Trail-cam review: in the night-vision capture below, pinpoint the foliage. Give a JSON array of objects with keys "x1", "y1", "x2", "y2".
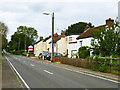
[
  {"x1": 8, "y1": 26, "x2": 38, "y2": 51},
  {"x1": 17, "y1": 26, "x2": 38, "y2": 44},
  {"x1": 91, "y1": 22, "x2": 120, "y2": 57},
  {"x1": 9, "y1": 50, "x2": 28, "y2": 55},
  {"x1": 0, "y1": 21, "x2": 8, "y2": 49},
  {"x1": 65, "y1": 22, "x2": 94, "y2": 36},
  {"x1": 78, "y1": 46, "x2": 90, "y2": 59}
]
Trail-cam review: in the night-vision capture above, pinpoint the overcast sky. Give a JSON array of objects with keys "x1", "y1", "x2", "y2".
[{"x1": 0, "y1": 0, "x2": 119, "y2": 41}]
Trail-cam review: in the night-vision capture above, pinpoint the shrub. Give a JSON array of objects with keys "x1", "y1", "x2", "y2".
[{"x1": 78, "y1": 46, "x2": 90, "y2": 59}]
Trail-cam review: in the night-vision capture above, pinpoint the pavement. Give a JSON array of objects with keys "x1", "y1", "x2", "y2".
[{"x1": 2, "y1": 54, "x2": 26, "y2": 89}]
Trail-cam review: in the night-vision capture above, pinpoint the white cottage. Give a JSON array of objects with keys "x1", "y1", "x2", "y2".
[
  {"x1": 49, "y1": 30, "x2": 67, "y2": 56},
  {"x1": 34, "y1": 36, "x2": 44, "y2": 56},
  {"x1": 67, "y1": 18, "x2": 115, "y2": 58},
  {"x1": 67, "y1": 35, "x2": 79, "y2": 58}
]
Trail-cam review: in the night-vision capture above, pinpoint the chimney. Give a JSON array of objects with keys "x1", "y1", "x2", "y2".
[
  {"x1": 61, "y1": 30, "x2": 65, "y2": 37},
  {"x1": 84, "y1": 25, "x2": 89, "y2": 31},
  {"x1": 54, "y1": 33, "x2": 58, "y2": 38},
  {"x1": 40, "y1": 36, "x2": 43, "y2": 41},
  {"x1": 106, "y1": 18, "x2": 114, "y2": 25}
]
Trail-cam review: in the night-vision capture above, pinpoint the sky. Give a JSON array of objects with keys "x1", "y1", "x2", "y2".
[{"x1": 0, "y1": 0, "x2": 119, "y2": 41}]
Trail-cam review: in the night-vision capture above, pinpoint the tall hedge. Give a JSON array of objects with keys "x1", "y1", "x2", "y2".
[{"x1": 78, "y1": 46, "x2": 90, "y2": 59}]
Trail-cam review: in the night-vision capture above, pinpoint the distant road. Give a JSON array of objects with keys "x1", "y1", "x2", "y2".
[{"x1": 4, "y1": 52, "x2": 118, "y2": 89}]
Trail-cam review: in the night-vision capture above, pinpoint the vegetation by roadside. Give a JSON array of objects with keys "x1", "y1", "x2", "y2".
[
  {"x1": 60, "y1": 57, "x2": 120, "y2": 75},
  {"x1": 8, "y1": 50, "x2": 28, "y2": 56}
]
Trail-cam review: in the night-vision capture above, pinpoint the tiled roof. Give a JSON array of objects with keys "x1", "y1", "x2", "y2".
[
  {"x1": 49, "y1": 35, "x2": 61, "y2": 44},
  {"x1": 76, "y1": 25, "x2": 107, "y2": 40},
  {"x1": 34, "y1": 40, "x2": 42, "y2": 44},
  {"x1": 43, "y1": 36, "x2": 51, "y2": 42}
]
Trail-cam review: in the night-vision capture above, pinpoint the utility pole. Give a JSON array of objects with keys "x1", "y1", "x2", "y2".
[
  {"x1": 43, "y1": 12, "x2": 54, "y2": 62},
  {"x1": 51, "y1": 12, "x2": 54, "y2": 62},
  {"x1": 25, "y1": 30, "x2": 26, "y2": 56}
]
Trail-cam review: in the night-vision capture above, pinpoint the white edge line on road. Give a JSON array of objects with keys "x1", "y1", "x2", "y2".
[
  {"x1": 4, "y1": 55, "x2": 31, "y2": 90},
  {"x1": 47, "y1": 63, "x2": 119, "y2": 84},
  {"x1": 44, "y1": 70, "x2": 53, "y2": 75}
]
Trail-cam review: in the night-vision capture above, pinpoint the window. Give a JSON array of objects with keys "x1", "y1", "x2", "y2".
[
  {"x1": 80, "y1": 41, "x2": 82, "y2": 47},
  {"x1": 69, "y1": 37, "x2": 72, "y2": 41}
]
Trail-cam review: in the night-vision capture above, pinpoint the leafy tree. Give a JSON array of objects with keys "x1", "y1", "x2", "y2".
[
  {"x1": 8, "y1": 26, "x2": 38, "y2": 51},
  {"x1": 65, "y1": 22, "x2": 94, "y2": 36},
  {"x1": 0, "y1": 22, "x2": 8, "y2": 49},
  {"x1": 17, "y1": 26, "x2": 38, "y2": 43},
  {"x1": 91, "y1": 22, "x2": 120, "y2": 57}
]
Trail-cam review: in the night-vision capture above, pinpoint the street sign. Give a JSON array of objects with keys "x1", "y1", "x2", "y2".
[{"x1": 28, "y1": 45, "x2": 33, "y2": 51}]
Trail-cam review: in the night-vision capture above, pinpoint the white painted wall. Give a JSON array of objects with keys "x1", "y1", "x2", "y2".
[
  {"x1": 57, "y1": 37, "x2": 67, "y2": 56},
  {"x1": 67, "y1": 41, "x2": 79, "y2": 58},
  {"x1": 34, "y1": 41, "x2": 44, "y2": 56},
  {"x1": 49, "y1": 37, "x2": 67, "y2": 56},
  {"x1": 67, "y1": 35, "x2": 94, "y2": 58},
  {"x1": 67, "y1": 35, "x2": 79, "y2": 58}
]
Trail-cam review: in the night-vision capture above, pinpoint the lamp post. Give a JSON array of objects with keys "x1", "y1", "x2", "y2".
[{"x1": 43, "y1": 12, "x2": 54, "y2": 62}]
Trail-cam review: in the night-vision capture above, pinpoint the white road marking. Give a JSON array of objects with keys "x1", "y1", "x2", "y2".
[
  {"x1": 44, "y1": 70, "x2": 53, "y2": 75},
  {"x1": 30, "y1": 64, "x2": 35, "y2": 66},
  {"x1": 5, "y1": 55, "x2": 31, "y2": 90}
]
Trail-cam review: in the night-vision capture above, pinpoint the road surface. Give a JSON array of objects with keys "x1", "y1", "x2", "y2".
[{"x1": 3, "y1": 52, "x2": 119, "y2": 89}]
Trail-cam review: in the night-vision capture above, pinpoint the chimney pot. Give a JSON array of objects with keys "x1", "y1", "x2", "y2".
[
  {"x1": 40, "y1": 36, "x2": 43, "y2": 41},
  {"x1": 84, "y1": 25, "x2": 89, "y2": 31},
  {"x1": 106, "y1": 18, "x2": 114, "y2": 25}
]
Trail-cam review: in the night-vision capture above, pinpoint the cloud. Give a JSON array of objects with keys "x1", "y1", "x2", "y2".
[{"x1": 0, "y1": 1, "x2": 118, "y2": 41}]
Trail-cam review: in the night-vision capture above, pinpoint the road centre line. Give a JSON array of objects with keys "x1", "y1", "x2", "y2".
[
  {"x1": 5, "y1": 55, "x2": 31, "y2": 90},
  {"x1": 30, "y1": 64, "x2": 35, "y2": 66},
  {"x1": 44, "y1": 70, "x2": 53, "y2": 75},
  {"x1": 42, "y1": 62, "x2": 119, "y2": 84}
]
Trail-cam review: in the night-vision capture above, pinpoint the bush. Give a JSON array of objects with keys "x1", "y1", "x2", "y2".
[
  {"x1": 9, "y1": 50, "x2": 28, "y2": 55},
  {"x1": 78, "y1": 46, "x2": 90, "y2": 59}
]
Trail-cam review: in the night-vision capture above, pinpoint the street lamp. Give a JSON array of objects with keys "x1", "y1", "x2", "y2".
[{"x1": 43, "y1": 12, "x2": 54, "y2": 62}]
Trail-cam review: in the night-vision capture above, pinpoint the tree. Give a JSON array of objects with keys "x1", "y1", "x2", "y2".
[
  {"x1": 8, "y1": 26, "x2": 38, "y2": 51},
  {"x1": 17, "y1": 26, "x2": 38, "y2": 43},
  {"x1": 0, "y1": 22, "x2": 8, "y2": 49},
  {"x1": 91, "y1": 22, "x2": 120, "y2": 57},
  {"x1": 65, "y1": 22, "x2": 94, "y2": 36}
]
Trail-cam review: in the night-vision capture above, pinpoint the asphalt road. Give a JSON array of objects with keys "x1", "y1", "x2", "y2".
[{"x1": 4, "y1": 52, "x2": 119, "y2": 89}]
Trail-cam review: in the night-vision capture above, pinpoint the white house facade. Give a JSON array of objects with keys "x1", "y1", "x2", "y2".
[
  {"x1": 67, "y1": 35, "x2": 79, "y2": 58},
  {"x1": 34, "y1": 37, "x2": 44, "y2": 56}
]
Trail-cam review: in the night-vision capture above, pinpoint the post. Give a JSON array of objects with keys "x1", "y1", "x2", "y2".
[
  {"x1": 25, "y1": 30, "x2": 26, "y2": 56},
  {"x1": 51, "y1": 12, "x2": 54, "y2": 62}
]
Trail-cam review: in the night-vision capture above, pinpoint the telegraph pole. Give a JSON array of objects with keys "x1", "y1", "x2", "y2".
[{"x1": 51, "y1": 12, "x2": 54, "y2": 62}]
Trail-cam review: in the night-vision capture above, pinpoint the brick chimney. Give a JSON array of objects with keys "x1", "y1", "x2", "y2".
[
  {"x1": 40, "y1": 36, "x2": 43, "y2": 41},
  {"x1": 54, "y1": 33, "x2": 58, "y2": 39},
  {"x1": 61, "y1": 30, "x2": 65, "y2": 37},
  {"x1": 84, "y1": 25, "x2": 89, "y2": 31},
  {"x1": 106, "y1": 18, "x2": 114, "y2": 25}
]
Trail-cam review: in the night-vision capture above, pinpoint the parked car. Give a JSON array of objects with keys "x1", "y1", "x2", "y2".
[
  {"x1": 38, "y1": 51, "x2": 49, "y2": 60},
  {"x1": 46, "y1": 52, "x2": 63, "y2": 60}
]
